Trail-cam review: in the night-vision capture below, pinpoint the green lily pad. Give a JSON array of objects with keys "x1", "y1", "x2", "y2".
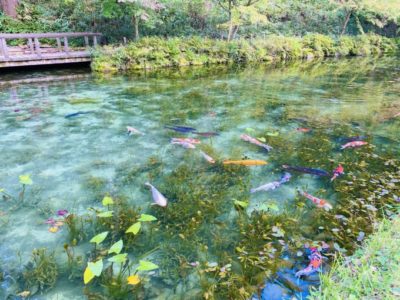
[
  {"x1": 108, "y1": 239, "x2": 123, "y2": 255},
  {"x1": 102, "y1": 196, "x2": 114, "y2": 206},
  {"x1": 19, "y1": 175, "x2": 33, "y2": 185},
  {"x1": 90, "y1": 231, "x2": 108, "y2": 245},
  {"x1": 137, "y1": 260, "x2": 159, "y2": 271},
  {"x1": 245, "y1": 127, "x2": 255, "y2": 133},
  {"x1": 138, "y1": 214, "x2": 157, "y2": 222},
  {"x1": 234, "y1": 200, "x2": 248, "y2": 208},
  {"x1": 126, "y1": 222, "x2": 141, "y2": 235},
  {"x1": 97, "y1": 211, "x2": 113, "y2": 218},
  {"x1": 257, "y1": 137, "x2": 266, "y2": 142},
  {"x1": 88, "y1": 259, "x2": 103, "y2": 276},
  {"x1": 108, "y1": 253, "x2": 127, "y2": 264}
]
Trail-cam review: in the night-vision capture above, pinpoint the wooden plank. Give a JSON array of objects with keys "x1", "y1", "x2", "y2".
[
  {"x1": 34, "y1": 38, "x2": 42, "y2": 57},
  {"x1": 1, "y1": 38, "x2": 10, "y2": 59},
  {"x1": 64, "y1": 37, "x2": 70, "y2": 54},
  {"x1": 56, "y1": 38, "x2": 62, "y2": 51},
  {"x1": 0, "y1": 32, "x2": 102, "y2": 39},
  {"x1": 28, "y1": 38, "x2": 35, "y2": 54}
]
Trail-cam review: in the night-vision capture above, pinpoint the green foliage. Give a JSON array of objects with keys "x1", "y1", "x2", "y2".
[
  {"x1": 92, "y1": 34, "x2": 397, "y2": 73},
  {"x1": 23, "y1": 248, "x2": 58, "y2": 292}
]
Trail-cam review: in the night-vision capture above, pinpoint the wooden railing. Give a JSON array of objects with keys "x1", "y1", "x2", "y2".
[{"x1": 0, "y1": 32, "x2": 102, "y2": 66}]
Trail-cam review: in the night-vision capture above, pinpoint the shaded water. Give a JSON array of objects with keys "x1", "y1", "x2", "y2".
[{"x1": 0, "y1": 57, "x2": 399, "y2": 300}]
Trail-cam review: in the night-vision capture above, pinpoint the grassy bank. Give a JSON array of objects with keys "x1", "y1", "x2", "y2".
[
  {"x1": 91, "y1": 34, "x2": 398, "y2": 73},
  {"x1": 310, "y1": 215, "x2": 400, "y2": 300}
]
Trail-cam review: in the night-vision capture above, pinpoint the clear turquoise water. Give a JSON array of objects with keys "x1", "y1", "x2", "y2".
[{"x1": 0, "y1": 57, "x2": 399, "y2": 299}]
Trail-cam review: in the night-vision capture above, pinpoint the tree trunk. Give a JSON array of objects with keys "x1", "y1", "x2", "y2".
[
  {"x1": 227, "y1": 0, "x2": 232, "y2": 41},
  {"x1": 341, "y1": 10, "x2": 352, "y2": 35},
  {"x1": 0, "y1": 0, "x2": 19, "y2": 19},
  {"x1": 132, "y1": 15, "x2": 139, "y2": 41}
]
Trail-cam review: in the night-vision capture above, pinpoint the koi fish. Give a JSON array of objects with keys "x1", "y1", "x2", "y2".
[
  {"x1": 65, "y1": 111, "x2": 92, "y2": 118},
  {"x1": 223, "y1": 160, "x2": 267, "y2": 166},
  {"x1": 171, "y1": 140, "x2": 196, "y2": 149},
  {"x1": 194, "y1": 131, "x2": 220, "y2": 137},
  {"x1": 171, "y1": 138, "x2": 201, "y2": 144},
  {"x1": 165, "y1": 125, "x2": 197, "y2": 133},
  {"x1": 251, "y1": 181, "x2": 280, "y2": 193},
  {"x1": 127, "y1": 126, "x2": 144, "y2": 135},
  {"x1": 295, "y1": 248, "x2": 323, "y2": 277},
  {"x1": 300, "y1": 190, "x2": 333, "y2": 211},
  {"x1": 282, "y1": 165, "x2": 329, "y2": 177},
  {"x1": 296, "y1": 128, "x2": 312, "y2": 133},
  {"x1": 240, "y1": 134, "x2": 272, "y2": 151},
  {"x1": 341, "y1": 135, "x2": 367, "y2": 143},
  {"x1": 145, "y1": 182, "x2": 168, "y2": 207},
  {"x1": 331, "y1": 164, "x2": 344, "y2": 181},
  {"x1": 200, "y1": 151, "x2": 215, "y2": 164},
  {"x1": 251, "y1": 172, "x2": 291, "y2": 193},
  {"x1": 341, "y1": 141, "x2": 368, "y2": 149}
]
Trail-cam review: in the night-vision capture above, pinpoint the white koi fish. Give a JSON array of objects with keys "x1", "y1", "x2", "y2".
[
  {"x1": 250, "y1": 181, "x2": 281, "y2": 193},
  {"x1": 145, "y1": 182, "x2": 168, "y2": 207},
  {"x1": 171, "y1": 140, "x2": 196, "y2": 149},
  {"x1": 199, "y1": 150, "x2": 215, "y2": 164},
  {"x1": 127, "y1": 126, "x2": 144, "y2": 135},
  {"x1": 240, "y1": 134, "x2": 272, "y2": 151}
]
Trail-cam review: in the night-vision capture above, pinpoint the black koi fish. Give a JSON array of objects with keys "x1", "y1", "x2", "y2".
[
  {"x1": 164, "y1": 125, "x2": 197, "y2": 133},
  {"x1": 282, "y1": 165, "x2": 330, "y2": 177}
]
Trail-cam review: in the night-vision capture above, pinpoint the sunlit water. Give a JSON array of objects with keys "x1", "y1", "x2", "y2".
[{"x1": 0, "y1": 57, "x2": 399, "y2": 300}]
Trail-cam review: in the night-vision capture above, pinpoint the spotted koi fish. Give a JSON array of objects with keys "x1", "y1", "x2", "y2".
[
  {"x1": 171, "y1": 140, "x2": 196, "y2": 149},
  {"x1": 331, "y1": 164, "x2": 344, "y2": 181},
  {"x1": 340, "y1": 141, "x2": 368, "y2": 150},
  {"x1": 300, "y1": 191, "x2": 333, "y2": 211},
  {"x1": 240, "y1": 134, "x2": 272, "y2": 151},
  {"x1": 295, "y1": 248, "x2": 323, "y2": 277},
  {"x1": 200, "y1": 150, "x2": 215, "y2": 164},
  {"x1": 127, "y1": 126, "x2": 144, "y2": 135}
]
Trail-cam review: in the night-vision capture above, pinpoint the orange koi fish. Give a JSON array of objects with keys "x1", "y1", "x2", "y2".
[
  {"x1": 295, "y1": 248, "x2": 323, "y2": 277},
  {"x1": 300, "y1": 191, "x2": 333, "y2": 211},
  {"x1": 171, "y1": 138, "x2": 201, "y2": 144},
  {"x1": 240, "y1": 134, "x2": 272, "y2": 151},
  {"x1": 340, "y1": 141, "x2": 368, "y2": 150},
  {"x1": 296, "y1": 128, "x2": 312, "y2": 133},
  {"x1": 223, "y1": 160, "x2": 267, "y2": 166}
]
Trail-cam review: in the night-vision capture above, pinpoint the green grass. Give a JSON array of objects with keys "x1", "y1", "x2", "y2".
[{"x1": 310, "y1": 215, "x2": 400, "y2": 300}]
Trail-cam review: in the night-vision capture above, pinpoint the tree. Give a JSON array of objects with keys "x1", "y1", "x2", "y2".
[
  {"x1": 0, "y1": 0, "x2": 19, "y2": 18},
  {"x1": 215, "y1": 0, "x2": 268, "y2": 40},
  {"x1": 103, "y1": 0, "x2": 164, "y2": 40}
]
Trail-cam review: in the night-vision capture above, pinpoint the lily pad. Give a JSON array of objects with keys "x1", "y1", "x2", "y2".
[
  {"x1": 19, "y1": 175, "x2": 33, "y2": 185},
  {"x1": 108, "y1": 239, "x2": 123, "y2": 255},
  {"x1": 90, "y1": 231, "x2": 108, "y2": 245},
  {"x1": 137, "y1": 260, "x2": 159, "y2": 271},
  {"x1": 88, "y1": 259, "x2": 103, "y2": 276},
  {"x1": 108, "y1": 253, "x2": 127, "y2": 264},
  {"x1": 126, "y1": 222, "x2": 141, "y2": 235},
  {"x1": 97, "y1": 211, "x2": 113, "y2": 218},
  {"x1": 234, "y1": 200, "x2": 248, "y2": 208},
  {"x1": 138, "y1": 214, "x2": 157, "y2": 222},
  {"x1": 102, "y1": 196, "x2": 114, "y2": 206}
]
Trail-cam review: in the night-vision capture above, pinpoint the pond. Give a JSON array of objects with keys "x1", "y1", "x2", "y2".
[{"x1": 0, "y1": 57, "x2": 399, "y2": 300}]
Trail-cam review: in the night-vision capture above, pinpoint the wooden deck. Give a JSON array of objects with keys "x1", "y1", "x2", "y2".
[{"x1": 0, "y1": 32, "x2": 101, "y2": 68}]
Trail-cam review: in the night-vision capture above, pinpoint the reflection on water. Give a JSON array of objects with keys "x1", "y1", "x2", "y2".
[{"x1": 0, "y1": 57, "x2": 399, "y2": 299}]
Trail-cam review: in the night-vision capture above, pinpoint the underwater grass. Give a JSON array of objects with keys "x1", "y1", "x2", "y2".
[{"x1": 309, "y1": 214, "x2": 400, "y2": 300}]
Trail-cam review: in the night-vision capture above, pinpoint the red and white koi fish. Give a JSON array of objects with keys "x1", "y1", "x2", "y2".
[
  {"x1": 331, "y1": 164, "x2": 344, "y2": 181},
  {"x1": 171, "y1": 140, "x2": 196, "y2": 149},
  {"x1": 145, "y1": 182, "x2": 167, "y2": 207},
  {"x1": 340, "y1": 141, "x2": 368, "y2": 150},
  {"x1": 295, "y1": 248, "x2": 323, "y2": 277},
  {"x1": 199, "y1": 150, "x2": 215, "y2": 164},
  {"x1": 296, "y1": 127, "x2": 312, "y2": 133},
  {"x1": 300, "y1": 191, "x2": 333, "y2": 211},
  {"x1": 171, "y1": 138, "x2": 201, "y2": 144},
  {"x1": 240, "y1": 134, "x2": 272, "y2": 151},
  {"x1": 127, "y1": 126, "x2": 144, "y2": 135}
]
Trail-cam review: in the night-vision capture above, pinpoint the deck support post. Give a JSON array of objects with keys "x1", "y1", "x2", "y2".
[
  {"x1": 28, "y1": 38, "x2": 35, "y2": 54},
  {"x1": 0, "y1": 38, "x2": 9, "y2": 59},
  {"x1": 63, "y1": 37, "x2": 69, "y2": 54},
  {"x1": 34, "y1": 37, "x2": 42, "y2": 58}
]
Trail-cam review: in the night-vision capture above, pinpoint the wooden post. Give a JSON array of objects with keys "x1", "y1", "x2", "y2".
[
  {"x1": 34, "y1": 37, "x2": 41, "y2": 57},
  {"x1": 28, "y1": 38, "x2": 35, "y2": 54},
  {"x1": 56, "y1": 38, "x2": 62, "y2": 51},
  {"x1": 93, "y1": 36, "x2": 98, "y2": 47},
  {"x1": 1, "y1": 38, "x2": 10, "y2": 59},
  {"x1": 63, "y1": 37, "x2": 69, "y2": 53},
  {"x1": 84, "y1": 36, "x2": 89, "y2": 48}
]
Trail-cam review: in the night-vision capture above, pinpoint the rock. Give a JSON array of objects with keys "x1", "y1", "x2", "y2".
[{"x1": 261, "y1": 282, "x2": 290, "y2": 300}]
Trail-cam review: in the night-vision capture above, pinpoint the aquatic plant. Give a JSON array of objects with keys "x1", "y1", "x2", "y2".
[{"x1": 23, "y1": 248, "x2": 58, "y2": 292}]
